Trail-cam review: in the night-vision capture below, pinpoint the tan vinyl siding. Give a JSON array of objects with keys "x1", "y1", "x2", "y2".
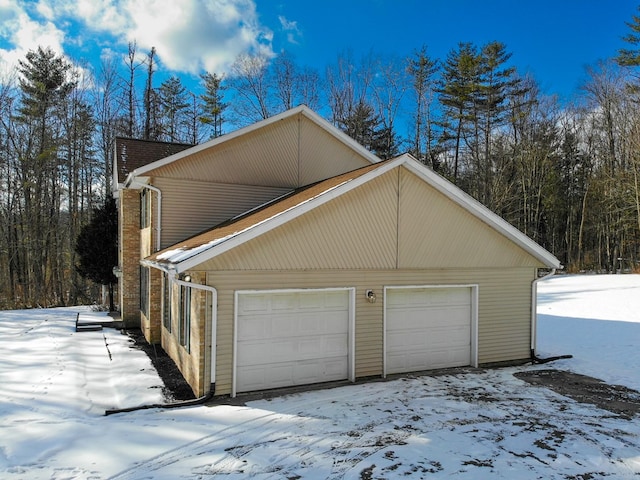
[
  {"x1": 146, "y1": 115, "x2": 372, "y2": 187},
  {"x1": 198, "y1": 171, "x2": 400, "y2": 271},
  {"x1": 477, "y1": 276, "x2": 533, "y2": 363},
  {"x1": 154, "y1": 177, "x2": 291, "y2": 248},
  {"x1": 198, "y1": 167, "x2": 544, "y2": 272},
  {"x1": 206, "y1": 267, "x2": 536, "y2": 396},
  {"x1": 298, "y1": 116, "x2": 378, "y2": 185},
  {"x1": 148, "y1": 119, "x2": 299, "y2": 186},
  {"x1": 398, "y1": 168, "x2": 545, "y2": 268}
]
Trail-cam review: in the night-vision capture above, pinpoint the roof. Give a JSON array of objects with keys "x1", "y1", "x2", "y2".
[
  {"x1": 114, "y1": 137, "x2": 193, "y2": 185},
  {"x1": 144, "y1": 159, "x2": 391, "y2": 269},
  {"x1": 143, "y1": 155, "x2": 561, "y2": 273},
  {"x1": 124, "y1": 105, "x2": 380, "y2": 183}
]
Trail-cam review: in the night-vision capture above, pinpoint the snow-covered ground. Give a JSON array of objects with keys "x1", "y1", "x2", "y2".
[{"x1": 1, "y1": 274, "x2": 639, "y2": 479}]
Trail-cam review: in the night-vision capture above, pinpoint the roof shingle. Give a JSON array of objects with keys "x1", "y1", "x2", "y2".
[{"x1": 114, "y1": 137, "x2": 193, "y2": 184}]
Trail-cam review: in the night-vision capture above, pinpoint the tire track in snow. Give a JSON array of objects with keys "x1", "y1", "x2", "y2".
[
  {"x1": 109, "y1": 372, "x2": 640, "y2": 479},
  {"x1": 106, "y1": 402, "x2": 325, "y2": 478},
  {"x1": 107, "y1": 385, "x2": 391, "y2": 479}
]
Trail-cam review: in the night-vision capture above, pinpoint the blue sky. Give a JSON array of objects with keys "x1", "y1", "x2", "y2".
[{"x1": 0, "y1": 0, "x2": 637, "y2": 103}]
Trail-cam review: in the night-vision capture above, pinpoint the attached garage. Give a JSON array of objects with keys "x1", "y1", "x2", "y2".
[
  {"x1": 384, "y1": 286, "x2": 478, "y2": 376},
  {"x1": 233, "y1": 288, "x2": 355, "y2": 395},
  {"x1": 143, "y1": 147, "x2": 562, "y2": 398}
]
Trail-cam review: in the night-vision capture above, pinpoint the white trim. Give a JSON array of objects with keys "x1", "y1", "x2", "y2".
[
  {"x1": 232, "y1": 287, "x2": 355, "y2": 398},
  {"x1": 349, "y1": 288, "x2": 356, "y2": 383},
  {"x1": 232, "y1": 291, "x2": 239, "y2": 398},
  {"x1": 383, "y1": 284, "x2": 479, "y2": 377},
  {"x1": 125, "y1": 105, "x2": 380, "y2": 182},
  {"x1": 151, "y1": 154, "x2": 560, "y2": 273}
]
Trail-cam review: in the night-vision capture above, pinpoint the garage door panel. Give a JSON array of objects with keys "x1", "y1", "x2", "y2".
[
  {"x1": 388, "y1": 347, "x2": 469, "y2": 372},
  {"x1": 271, "y1": 294, "x2": 298, "y2": 311},
  {"x1": 271, "y1": 316, "x2": 299, "y2": 336},
  {"x1": 388, "y1": 288, "x2": 469, "y2": 307},
  {"x1": 236, "y1": 290, "x2": 351, "y2": 393},
  {"x1": 238, "y1": 312, "x2": 349, "y2": 342},
  {"x1": 386, "y1": 287, "x2": 472, "y2": 375},
  {"x1": 392, "y1": 306, "x2": 470, "y2": 328},
  {"x1": 238, "y1": 334, "x2": 349, "y2": 364},
  {"x1": 237, "y1": 317, "x2": 268, "y2": 339},
  {"x1": 324, "y1": 334, "x2": 349, "y2": 355},
  {"x1": 239, "y1": 294, "x2": 269, "y2": 313},
  {"x1": 324, "y1": 314, "x2": 349, "y2": 332},
  {"x1": 238, "y1": 357, "x2": 348, "y2": 392}
]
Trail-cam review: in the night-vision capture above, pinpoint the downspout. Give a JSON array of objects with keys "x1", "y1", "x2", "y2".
[
  {"x1": 531, "y1": 268, "x2": 555, "y2": 357},
  {"x1": 173, "y1": 275, "x2": 218, "y2": 391},
  {"x1": 530, "y1": 268, "x2": 557, "y2": 361}
]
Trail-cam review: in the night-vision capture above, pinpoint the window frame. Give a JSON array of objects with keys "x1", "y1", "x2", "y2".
[
  {"x1": 162, "y1": 272, "x2": 172, "y2": 332},
  {"x1": 179, "y1": 284, "x2": 191, "y2": 352},
  {"x1": 140, "y1": 188, "x2": 150, "y2": 229},
  {"x1": 140, "y1": 266, "x2": 149, "y2": 317}
]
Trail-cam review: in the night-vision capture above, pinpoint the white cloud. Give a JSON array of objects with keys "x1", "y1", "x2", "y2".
[
  {"x1": 19, "y1": 0, "x2": 275, "y2": 75},
  {"x1": 126, "y1": 0, "x2": 274, "y2": 73},
  {"x1": 0, "y1": 0, "x2": 66, "y2": 74},
  {"x1": 278, "y1": 14, "x2": 301, "y2": 45}
]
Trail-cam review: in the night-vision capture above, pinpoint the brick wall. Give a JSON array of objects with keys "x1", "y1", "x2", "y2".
[
  {"x1": 161, "y1": 271, "x2": 210, "y2": 397},
  {"x1": 118, "y1": 189, "x2": 141, "y2": 328},
  {"x1": 141, "y1": 267, "x2": 162, "y2": 344}
]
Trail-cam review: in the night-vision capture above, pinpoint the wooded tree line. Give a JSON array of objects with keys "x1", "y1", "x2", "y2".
[{"x1": 1, "y1": 9, "x2": 640, "y2": 309}]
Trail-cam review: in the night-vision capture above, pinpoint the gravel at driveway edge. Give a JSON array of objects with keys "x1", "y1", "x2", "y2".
[{"x1": 514, "y1": 369, "x2": 640, "y2": 419}]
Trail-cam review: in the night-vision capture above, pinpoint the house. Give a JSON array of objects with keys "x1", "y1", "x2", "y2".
[{"x1": 113, "y1": 105, "x2": 561, "y2": 398}]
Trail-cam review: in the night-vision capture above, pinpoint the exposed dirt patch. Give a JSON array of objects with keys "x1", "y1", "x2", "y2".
[
  {"x1": 126, "y1": 329, "x2": 195, "y2": 401},
  {"x1": 515, "y1": 369, "x2": 640, "y2": 418}
]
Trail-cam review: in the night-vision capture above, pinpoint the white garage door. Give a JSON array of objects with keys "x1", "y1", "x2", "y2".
[
  {"x1": 385, "y1": 286, "x2": 473, "y2": 375},
  {"x1": 235, "y1": 289, "x2": 351, "y2": 394}
]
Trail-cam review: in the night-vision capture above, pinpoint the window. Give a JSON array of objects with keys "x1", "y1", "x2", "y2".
[
  {"x1": 162, "y1": 272, "x2": 171, "y2": 332},
  {"x1": 140, "y1": 266, "x2": 149, "y2": 316},
  {"x1": 179, "y1": 284, "x2": 191, "y2": 351},
  {"x1": 140, "y1": 189, "x2": 150, "y2": 229}
]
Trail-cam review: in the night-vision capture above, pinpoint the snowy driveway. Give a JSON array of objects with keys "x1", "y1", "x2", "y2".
[
  {"x1": 1, "y1": 275, "x2": 640, "y2": 479},
  {"x1": 111, "y1": 370, "x2": 640, "y2": 479}
]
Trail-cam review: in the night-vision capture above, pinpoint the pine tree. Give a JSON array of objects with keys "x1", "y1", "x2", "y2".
[
  {"x1": 407, "y1": 46, "x2": 439, "y2": 168},
  {"x1": 75, "y1": 197, "x2": 118, "y2": 311},
  {"x1": 476, "y1": 41, "x2": 526, "y2": 208},
  {"x1": 199, "y1": 72, "x2": 227, "y2": 138},
  {"x1": 158, "y1": 76, "x2": 189, "y2": 142},
  {"x1": 339, "y1": 101, "x2": 397, "y2": 158},
  {"x1": 617, "y1": 5, "x2": 640, "y2": 93},
  {"x1": 617, "y1": 6, "x2": 640, "y2": 68},
  {"x1": 17, "y1": 46, "x2": 77, "y2": 305},
  {"x1": 437, "y1": 42, "x2": 482, "y2": 182}
]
